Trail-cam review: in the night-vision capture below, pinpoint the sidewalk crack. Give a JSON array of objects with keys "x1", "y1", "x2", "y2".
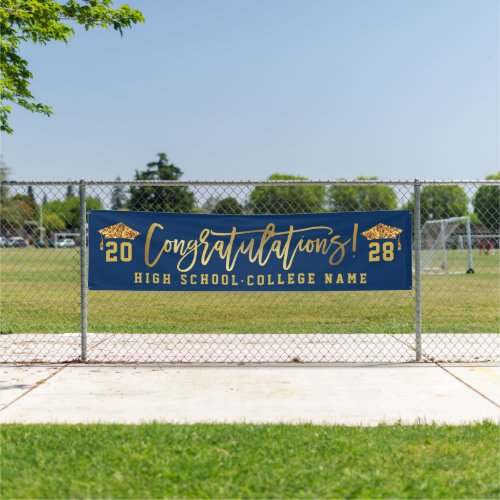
[
  {"x1": 391, "y1": 334, "x2": 499, "y2": 409},
  {"x1": 434, "y1": 362, "x2": 500, "y2": 409},
  {"x1": 0, "y1": 364, "x2": 69, "y2": 412}
]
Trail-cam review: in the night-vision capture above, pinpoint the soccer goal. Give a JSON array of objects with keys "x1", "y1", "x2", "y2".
[{"x1": 420, "y1": 216, "x2": 474, "y2": 274}]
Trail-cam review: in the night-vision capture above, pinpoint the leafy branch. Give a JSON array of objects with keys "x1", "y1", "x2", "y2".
[{"x1": 0, "y1": 0, "x2": 144, "y2": 133}]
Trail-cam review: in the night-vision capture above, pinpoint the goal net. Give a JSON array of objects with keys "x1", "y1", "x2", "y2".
[{"x1": 420, "y1": 216, "x2": 474, "y2": 274}]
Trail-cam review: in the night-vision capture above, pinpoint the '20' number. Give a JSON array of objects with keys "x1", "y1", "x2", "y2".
[
  {"x1": 368, "y1": 241, "x2": 394, "y2": 262},
  {"x1": 105, "y1": 241, "x2": 133, "y2": 262}
]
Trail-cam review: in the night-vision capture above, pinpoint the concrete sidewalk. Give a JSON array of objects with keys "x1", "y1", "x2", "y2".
[{"x1": 0, "y1": 364, "x2": 498, "y2": 425}]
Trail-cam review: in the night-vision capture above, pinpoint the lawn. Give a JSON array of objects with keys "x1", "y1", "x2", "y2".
[
  {"x1": 1, "y1": 422, "x2": 497, "y2": 499},
  {"x1": 0, "y1": 248, "x2": 498, "y2": 333}
]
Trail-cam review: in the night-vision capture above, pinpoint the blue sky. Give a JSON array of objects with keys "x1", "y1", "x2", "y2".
[{"x1": 1, "y1": 0, "x2": 498, "y2": 181}]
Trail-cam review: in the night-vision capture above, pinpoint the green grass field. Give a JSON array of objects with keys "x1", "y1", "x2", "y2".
[
  {"x1": 0, "y1": 248, "x2": 498, "y2": 333},
  {"x1": 1, "y1": 422, "x2": 497, "y2": 499}
]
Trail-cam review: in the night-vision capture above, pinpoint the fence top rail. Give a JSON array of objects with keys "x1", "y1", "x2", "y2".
[{"x1": 2, "y1": 179, "x2": 500, "y2": 187}]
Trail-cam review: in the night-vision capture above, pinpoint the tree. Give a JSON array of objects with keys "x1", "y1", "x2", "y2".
[
  {"x1": 0, "y1": 158, "x2": 33, "y2": 234},
  {"x1": 0, "y1": 0, "x2": 144, "y2": 133},
  {"x1": 0, "y1": 169, "x2": 36, "y2": 233},
  {"x1": 0, "y1": 157, "x2": 10, "y2": 200},
  {"x1": 27, "y1": 185, "x2": 35, "y2": 205},
  {"x1": 0, "y1": 198, "x2": 34, "y2": 231},
  {"x1": 405, "y1": 185, "x2": 468, "y2": 223},
  {"x1": 473, "y1": 172, "x2": 500, "y2": 230},
  {"x1": 12, "y1": 193, "x2": 38, "y2": 214},
  {"x1": 43, "y1": 212, "x2": 65, "y2": 233},
  {"x1": 44, "y1": 196, "x2": 102, "y2": 229},
  {"x1": 250, "y1": 173, "x2": 325, "y2": 214},
  {"x1": 327, "y1": 177, "x2": 397, "y2": 212},
  {"x1": 212, "y1": 197, "x2": 243, "y2": 215},
  {"x1": 128, "y1": 153, "x2": 195, "y2": 213},
  {"x1": 111, "y1": 177, "x2": 128, "y2": 210},
  {"x1": 201, "y1": 195, "x2": 220, "y2": 213}
]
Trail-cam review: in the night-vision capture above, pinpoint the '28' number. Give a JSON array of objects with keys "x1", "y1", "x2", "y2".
[
  {"x1": 368, "y1": 242, "x2": 394, "y2": 262},
  {"x1": 105, "y1": 241, "x2": 133, "y2": 262}
]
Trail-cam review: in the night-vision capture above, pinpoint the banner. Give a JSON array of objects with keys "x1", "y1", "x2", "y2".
[{"x1": 88, "y1": 210, "x2": 412, "y2": 291}]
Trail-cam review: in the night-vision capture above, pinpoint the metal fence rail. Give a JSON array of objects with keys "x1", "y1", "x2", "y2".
[{"x1": 1, "y1": 179, "x2": 499, "y2": 363}]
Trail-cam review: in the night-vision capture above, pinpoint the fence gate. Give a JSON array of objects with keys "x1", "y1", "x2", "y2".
[{"x1": 1, "y1": 179, "x2": 499, "y2": 363}]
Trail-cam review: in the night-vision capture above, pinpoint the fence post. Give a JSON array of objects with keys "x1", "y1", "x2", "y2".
[
  {"x1": 414, "y1": 179, "x2": 422, "y2": 361},
  {"x1": 79, "y1": 179, "x2": 88, "y2": 362}
]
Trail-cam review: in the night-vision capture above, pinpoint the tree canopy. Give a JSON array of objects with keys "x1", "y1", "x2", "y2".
[
  {"x1": 473, "y1": 173, "x2": 500, "y2": 230},
  {"x1": 12, "y1": 192, "x2": 37, "y2": 214},
  {"x1": 327, "y1": 177, "x2": 397, "y2": 212},
  {"x1": 111, "y1": 177, "x2": 128, "y2": 210},
  {"x1": 405, "y1": 185, "x2": 469, "y2": 223},
  {"x1": 0, "y1": 174, "x2": 38, "y2": 233},
  {"x1": 128, "y1": 153, "x2": 195, "y2": 213},
  {"x1": 212, "y1": 197, "x2": 244, "y2": 215},
  {"x1": 250, "y1": 174, "x2": 325, "y2": 214},
  {"x1": 0, "y1": 196, "x2": 35, "y2": 230},
  {"x1": 0, "y1": 0, "x2": 144, "y2": 133},
  {"x1": 43, "y1": 195, "x2": 102, "y2": 230},
  {"x1": 1, "y1": 159, "x2": 10, "y2": 199}
]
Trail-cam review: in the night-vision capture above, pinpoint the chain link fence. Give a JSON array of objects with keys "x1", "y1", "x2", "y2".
[{"x1": 1, "y1": 179, "x2": 499, "y2": 363}]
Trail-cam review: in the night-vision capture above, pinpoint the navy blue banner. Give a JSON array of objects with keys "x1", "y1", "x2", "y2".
[{"x1": 88, "y1": 210, "x2": 412, "y2": 291}]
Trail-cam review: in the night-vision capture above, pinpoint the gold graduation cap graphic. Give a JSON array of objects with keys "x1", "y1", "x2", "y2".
[
  {"x1": 98, "y1": 222, "x2": 141, "y2": 250},
  {"x1": 361, "y1": 223, "x2": 403, "y2": 250}
]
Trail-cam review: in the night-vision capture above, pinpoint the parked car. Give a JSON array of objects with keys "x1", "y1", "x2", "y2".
[
  {"x1": 8, "y1": 237, "x2": 27, "y2": 247},
  {"x1": 55, "y1": 238, "x2": 76, "y2": 248},
  {"x1": 34, "y1": 239, "x2": 46, "y2": 248},
  {"x1": 0, "y1": 236, "x2": 9, "y2": 247}
]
